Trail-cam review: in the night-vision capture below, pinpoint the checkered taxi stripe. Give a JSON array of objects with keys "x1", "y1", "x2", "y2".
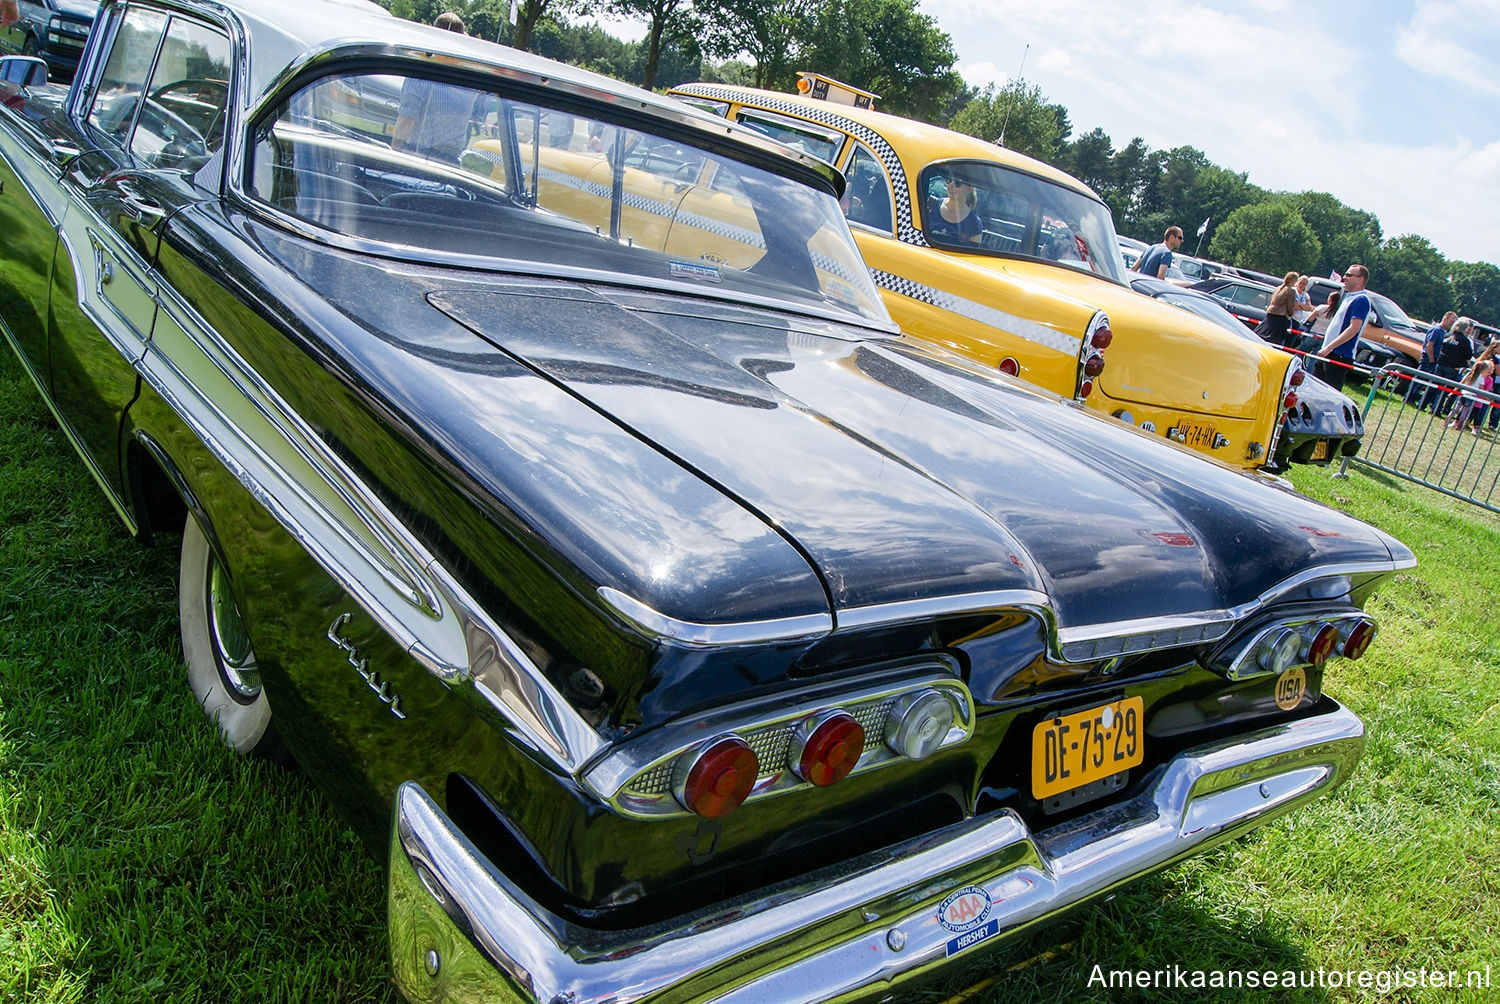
[
  {"x1": 870, "y1": 269, "x2": 1084, "y2": 356},
  {"x1": 672, "y1": 83, "x2": 928, "y2": 247}
]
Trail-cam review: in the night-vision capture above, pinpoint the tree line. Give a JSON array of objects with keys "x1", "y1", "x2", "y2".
[{"x1": 377, "y1": 0, "x2": 1500, "y2": 325}]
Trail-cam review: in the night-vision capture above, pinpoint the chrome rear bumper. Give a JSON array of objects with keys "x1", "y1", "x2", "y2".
[{"x1": 390, "y1": 702, "x2": 1363, "y2": 1003}]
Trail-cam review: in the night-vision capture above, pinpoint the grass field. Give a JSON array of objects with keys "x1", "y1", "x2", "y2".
[{"x1": 2, "y1": 338, "x2": 1497, "y2": 1003}]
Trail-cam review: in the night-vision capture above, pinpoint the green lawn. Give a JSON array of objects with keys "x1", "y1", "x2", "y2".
[{"x1": 2, "y1": 338, "x2": 1497, "y2": 1003}]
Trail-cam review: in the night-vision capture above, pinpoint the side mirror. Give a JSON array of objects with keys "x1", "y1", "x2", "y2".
[{"x1": 0, "y1": 55, "x2": 48, "y2": 89}]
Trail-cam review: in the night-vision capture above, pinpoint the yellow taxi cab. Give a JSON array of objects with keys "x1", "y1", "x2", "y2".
[{"x1": 666, "y1": 76, "x2": 1304, "y2": 469}]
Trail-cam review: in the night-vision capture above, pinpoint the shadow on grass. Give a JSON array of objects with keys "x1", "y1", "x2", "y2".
[{"x1": 0, "y1": 348, "x2": 399, "y2": 1004}]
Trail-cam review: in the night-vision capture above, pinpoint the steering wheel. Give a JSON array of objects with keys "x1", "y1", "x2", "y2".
[{"x1": 148, "y1": 78, "x2": 230, "y2": 152}]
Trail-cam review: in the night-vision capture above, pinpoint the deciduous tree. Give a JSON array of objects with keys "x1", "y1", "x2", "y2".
[
  {"x1": 947, "y1": 81, "x2": 1059, "y2": 164},
  {"x1": 1208, "y1": 200, "x2": 1320, "y2": 276}
]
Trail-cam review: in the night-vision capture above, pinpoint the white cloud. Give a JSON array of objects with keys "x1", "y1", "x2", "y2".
[{"x1": 925, "y1": 0, "x2": 1500, "y2": 266}]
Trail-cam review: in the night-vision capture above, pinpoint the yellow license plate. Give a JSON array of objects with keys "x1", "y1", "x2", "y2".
[
  {"x1": 1311, "y1": 439, "x2": 1329, "y2": 461},
  {"x1": 1032, "y1": 696, "x2": 1144, "y2": 799},
  {"x1": 1174, "y1": 420, "x2": 1216, "y2": 448}
]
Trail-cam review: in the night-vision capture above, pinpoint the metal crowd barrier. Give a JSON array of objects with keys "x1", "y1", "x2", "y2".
[{"x1": 1329, "y1": 359, "x2": 1500, "y2": 514}]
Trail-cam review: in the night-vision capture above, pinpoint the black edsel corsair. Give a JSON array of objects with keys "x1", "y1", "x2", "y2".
[{"x1": 0, "y1": 1, "x2": 1411, "y2": 1001}]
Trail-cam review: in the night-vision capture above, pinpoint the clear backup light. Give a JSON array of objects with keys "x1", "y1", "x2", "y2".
[
  {"x1": 674, "y1": 736, "x2": 759, "y2": 818},
  {"x1": 1256, "y1": 627, "x2": 1302, "y2": 675},
  {"x1": 1289, "y1": 366, "x2": 1306, "y2": 387},
  {"x1": 883, "y1": 689, "x2": 955, "y2": 761},
  {"x1": 789, "y1": 711, "x2": 864, "y2": 786},
  {"x1": 1342, "y1": 619, "x2": 1377, "y2": 659}
]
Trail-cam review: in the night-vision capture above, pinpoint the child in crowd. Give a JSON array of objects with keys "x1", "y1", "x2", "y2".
[{"x1": 1448, "y1": 359, "x2": 1495, "y2": 435}]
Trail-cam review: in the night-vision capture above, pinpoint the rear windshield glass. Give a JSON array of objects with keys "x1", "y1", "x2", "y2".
[{"x1": 247, "y1": 71, "x2": 886, "y2": 325}]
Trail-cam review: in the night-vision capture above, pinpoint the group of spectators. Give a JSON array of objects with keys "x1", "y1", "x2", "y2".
[
  {"x1": 1408, "y1": 312, "x2": 1498, "y2": 434},
  {"x1": 1136, "y1": 225, "x2": 1497, "y2": 425},
  {"x1": 1131, "y1": 228, "x2": 1372, "y2": 393}
]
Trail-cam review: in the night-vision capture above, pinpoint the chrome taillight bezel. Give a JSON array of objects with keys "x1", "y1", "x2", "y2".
[
  {"x1": 1207, "y1": 611, "x2": 1376, "y2": 680},
  {"x1": 585, "y1": 664, "x2": 975, "y2": 819}
]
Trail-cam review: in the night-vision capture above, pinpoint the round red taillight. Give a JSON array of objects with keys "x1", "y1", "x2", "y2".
[
  {"x1": 1083, "y1": 353, "x2": 1105, "y2": 378},
  {"x1": 791, "y1": 712, "x2": 864, "y2": 787},
  {"x1": 1306, "y1": 623, "x2": 1339, "y2": 666},
  {"x1": 998, "y1": 357, "x2": 1020, "y2": 377},
  {"x1": 1289, "y1": 367, "x2": 1306, "y2": 387},
  {"x1": 1343, "y1": 619, "x2": 1377, "y2": 659},
  {"x1": 676, "y1": 737, "x2": 758, "y2": 818},
  {"x1": 1091, "y1": 325, "x2": 1113, "y2": 349},
  {"x1": 1283, "y1": 391, "x2": 1298, "y2": 411},
  {"x1": 1079, "y1": 379, "x2": 1094, "y2": 398}
]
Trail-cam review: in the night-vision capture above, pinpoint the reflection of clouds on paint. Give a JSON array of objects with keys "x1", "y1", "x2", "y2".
[{"x1": 923, "y1": 0, "x2": 1499, "y2": 266}]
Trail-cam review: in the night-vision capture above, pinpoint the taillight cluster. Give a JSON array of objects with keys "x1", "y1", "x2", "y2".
[
  {"x1": 667, "y1": 687, "x2": 963, "y2": 818},
  {"x1": 1216, "y1": 613, "x2": 1377, "y2": 680},
  {"x1": 1281, "y1": 359, "x2": 1306, "y2": 413},
  {"x1": 1077, "y1": 312, "x2": 1111, "y2": 400}
]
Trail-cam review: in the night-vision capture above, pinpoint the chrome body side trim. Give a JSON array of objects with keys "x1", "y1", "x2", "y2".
[
  {"x1": 596, "y1": 586, "x2": 832, "y2": 648},
  {"x1": 390, "y1": 701, "x2": 1364, "y2": 1004},
  {"x1": 138, "y1": 278, "x2": 603, "y2": 772},
  {"x1": 869, "y1": 266, "x2": 1085, "y2": 357},
  {"x1": 601, "y1": 562, "x2": 1406, "y2": 666}
]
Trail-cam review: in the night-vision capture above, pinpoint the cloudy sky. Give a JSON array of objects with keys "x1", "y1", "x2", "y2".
[{"x1": 924, "y1": 0, "x2": 1500, "y2": 267}]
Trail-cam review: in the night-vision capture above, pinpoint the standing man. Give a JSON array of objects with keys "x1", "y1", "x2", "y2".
[
  {"x1": 1314, "y1": 264, "x2": 1372, "y2": 392},
  {"x1": 1412, "y1": 310, "x2": 1457, "y2": 406},
  {"x1": 391, "y1": 13, "x2": 477, "y2": 162},
  {"x1": 1132, "y1": 226, "x2": 1183, "y2": 280},
  {"x1": 1, "y1": 0, "x2": 17, "y2": 28},
  {"x1": 1429, "y1": 317, "x2": 1475, "y2": 417}
]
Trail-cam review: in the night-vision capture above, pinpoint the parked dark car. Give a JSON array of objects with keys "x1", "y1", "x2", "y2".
[
  {"x1": 0, "y1": 1, "x2": 1411, "y2": 1001},
  {"x1": 0, "y1": 0, "x2": 95, "y2": 80},
  {"x1": 1130, "y1": 277, "x2": 1363, "y2": 466},
  {"x1": 1190, "y1": 274, "x2": 1309, "y2": 340}
]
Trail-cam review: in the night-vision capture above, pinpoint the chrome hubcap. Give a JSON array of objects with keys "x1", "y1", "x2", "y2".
[{"x1": 208, "y1": 559, "x2": 260, "y2": 699}]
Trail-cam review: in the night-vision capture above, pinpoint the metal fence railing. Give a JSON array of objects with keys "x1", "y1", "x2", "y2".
[{"x1": 1334, "y1": 360, "x2": 1500, "y2": 514}]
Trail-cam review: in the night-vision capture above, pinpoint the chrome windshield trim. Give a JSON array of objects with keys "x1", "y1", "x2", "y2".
[
  {"x1": 232, "y1": 197, "x2": 896, "y2": 334},
  {"x1": 596, "y1": 586, "x2": 832, "y2": 648}
]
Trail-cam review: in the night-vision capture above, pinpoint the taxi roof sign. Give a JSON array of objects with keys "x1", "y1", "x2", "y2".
[{"x1": 796, "y1": 72, "x2": 878, "y2": 110}]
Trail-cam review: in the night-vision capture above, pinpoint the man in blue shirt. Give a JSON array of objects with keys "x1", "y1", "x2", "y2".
[
  {"x1": 1132, "y1": 226, "x2": 1183, "y2": 279},
  {"x1": 1411, "y1": 310, "x2": 1457, "y2": 406},
  {"x1": 1314, "y1": 264, "x2": 1372, "y2": 392}
]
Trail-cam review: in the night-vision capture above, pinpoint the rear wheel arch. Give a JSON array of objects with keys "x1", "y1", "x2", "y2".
[{"x1": 125, "y1": 427, "x2": 290, "y2": 761}]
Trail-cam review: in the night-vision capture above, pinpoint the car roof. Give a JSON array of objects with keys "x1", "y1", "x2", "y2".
[
  {"x1": 153, "y1": 0, "x2": 840, "y2": 188},
  {"x1": 669, "y1": 81, "x2": 1103, "y2": 203}
]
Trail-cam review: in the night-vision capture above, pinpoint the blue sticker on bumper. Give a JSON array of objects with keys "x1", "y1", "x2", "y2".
[{"x1": 945, "y1": 918, "x2": 999, "y2": 957}]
